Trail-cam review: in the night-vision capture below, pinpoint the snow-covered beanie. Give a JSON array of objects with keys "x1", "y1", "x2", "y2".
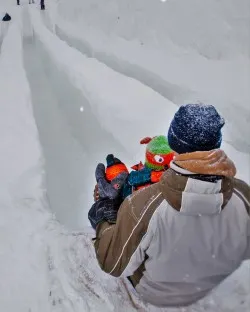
[
  {"x1": 168, "y1": 104, "x2": 225, "y2": 154},
  {"x1": 141, "y1": 136, "x2": 174, "y2": 170}
]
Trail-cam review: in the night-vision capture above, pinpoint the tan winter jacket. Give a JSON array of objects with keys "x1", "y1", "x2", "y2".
[{"x1": 94, "y1": 150, "x2": 250, "y2": 307}]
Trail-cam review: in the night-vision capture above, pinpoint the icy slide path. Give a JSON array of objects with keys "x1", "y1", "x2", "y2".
[
  {"x1": 27, "y1": 6, "x2": 181, "y2": 229},
  {"x1": 0, "y1": 9, "x2": 140, "y2": 312},
  {"x1": 23, "y1": 7, "x2": 127, "y2": 229},
  {"x1": 0, "y1": 5, "x2": 249, "y2": 312}
]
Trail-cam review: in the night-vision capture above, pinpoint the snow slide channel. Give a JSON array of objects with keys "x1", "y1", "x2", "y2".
[
  {"x1": 24, "y1": 6, "x2": 182, "y2": 229},
  {"x1": 23, "y1": 8, "x2": 130, "y2": 229},
  {"x1": 0, "y1": 13, "x2": 140, "y2": 312}
]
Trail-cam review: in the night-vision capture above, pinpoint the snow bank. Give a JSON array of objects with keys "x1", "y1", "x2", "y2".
[
  {"x1": 0, "y1": 10, "x2": 139, "y2": 312},
  {"x1": 56, "y1": 0, "x2": 250, "y2": 60},
  {"x1": 0, "y1": 9, "x2": 42, "y2": 208},
  {"x1": 0, "y1": 15, "x2": 52, "y2": 311},
  {"x1": 53, "y1": 0, "x2": 250, "y2": 153}
]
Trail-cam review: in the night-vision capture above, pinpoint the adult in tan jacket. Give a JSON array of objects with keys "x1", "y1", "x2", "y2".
[{"x1": 94, "y1": 104, "x2": 250, "y2": 307}]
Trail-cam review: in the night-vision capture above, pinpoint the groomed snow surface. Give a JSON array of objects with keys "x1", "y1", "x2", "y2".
[{"x1": 0, "y1": 1, "x2": 249, "y2": 311}]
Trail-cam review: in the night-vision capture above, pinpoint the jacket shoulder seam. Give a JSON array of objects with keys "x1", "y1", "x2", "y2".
[
  {"x1": 108, "y1": 192, "x2": 162, "y2": 275},
  {"x1": 233, "y1": 189, "x2": 250, "y2": 215}
]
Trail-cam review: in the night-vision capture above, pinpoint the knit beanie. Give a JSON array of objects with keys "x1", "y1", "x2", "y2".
[
  {"x1": 168, "y1": 104, "x2": 225, "y2": 154},
  {"x1": 105, "y1": 154, "x2": 129, "y2": 181},
  {"x1": 141, "y1": 136, "x2": 174, "y2": 170}
]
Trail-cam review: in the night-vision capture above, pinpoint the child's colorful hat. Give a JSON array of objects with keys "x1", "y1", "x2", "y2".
[
  {"x1": 141, "y1": 136, "x2": 174, "y2": 170},
  {"x1": 105, "y1": 154, "x2": 129, "y2": 181}
]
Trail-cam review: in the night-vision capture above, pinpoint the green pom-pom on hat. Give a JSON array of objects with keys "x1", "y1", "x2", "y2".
[
  {"x1": 146, "y1": 135, "x2": 172, "y2": 154},
  {"x1": 141, "y1": 135, "x2": 173, "y2": 170}
]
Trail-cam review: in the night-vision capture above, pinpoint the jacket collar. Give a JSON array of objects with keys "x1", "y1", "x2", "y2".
[
  {"x1": 159, "y1": 169, "x2": 233, "y2": 215},
  {"x1": 170, "y1": 161, "x2": 222, "y2": 183},
  {"x1": 172, "y1": 149, "x2": 236, "y2": 178}
]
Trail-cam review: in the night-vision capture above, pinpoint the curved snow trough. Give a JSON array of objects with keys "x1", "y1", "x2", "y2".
[
  {"x1": 25, "y1": 6, "x2": 180, "y2": 228},
  {"x1": 0, "y1": 12, "x2": 141, "y2": 312}
]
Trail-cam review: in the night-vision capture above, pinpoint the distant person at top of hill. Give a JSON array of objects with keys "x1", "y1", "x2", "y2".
[
  {"x1": 2, "y1": 13, "x2": 11, "y2": 22},
  {"x1": 17, "y1": 0, "x2": 35, "y2": 5},
  {"x1": 41, "y1": 0, "x2": 45, "y2": 10},
  {"x1": 92, "y1": 103, "x2": 250, "y2": 308}
]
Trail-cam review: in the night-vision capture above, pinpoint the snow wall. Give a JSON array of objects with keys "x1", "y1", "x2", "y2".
[
  {"x1": 0, "y1": 14, "x2": 52, "y2": 312},
  {"x1": 54, "y1": 0, "x2": 250, "y2": 153}
]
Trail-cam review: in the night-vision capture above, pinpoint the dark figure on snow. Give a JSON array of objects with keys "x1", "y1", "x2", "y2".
[
  {"x1": 41, "y1": 0, "x2": 45, "y2": 10},
  {"x1": 17, "y1": 0, "x2": 20, "y2": 5},
  {"x1": 2, "y1": 13, "x2": 11, "y2": 22},
  {"x1": 29, "y1": 0, "x2": 35, "y2": 4}
]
